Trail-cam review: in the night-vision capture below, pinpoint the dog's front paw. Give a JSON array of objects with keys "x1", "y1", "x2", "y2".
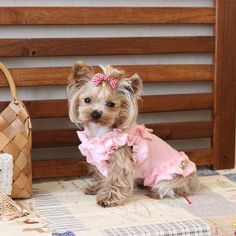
[
  {"x1": 84, "y1": 187, "x2": 97, "y2": 195},
  {"x1": 97, "y1": 199, "x2": 118, "y2": 208},
  {"x1": 96, "y1": 189, "x2": 119, "y2": 207},
  {"x1": 84, "y1": 184, "x2": 100, "y2": 195}
]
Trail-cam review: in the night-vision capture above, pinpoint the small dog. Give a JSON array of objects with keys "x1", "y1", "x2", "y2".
[{"x1": 67, "y1": 61, "x2": 199, "y2": 207}]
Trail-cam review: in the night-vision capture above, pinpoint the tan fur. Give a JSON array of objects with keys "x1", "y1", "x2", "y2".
[
  {"x1": 84, "y1": 166, "x2": 104, "y2": 195},
  {"x1": 67, "y1": 61, "x2": 141, "y2": 131},
  {"x1": 149, "y1": 172, "x2": 199, "y2": 199},
  {"x1": 67, "y1": 61, "x2": 199, "y2": 207},
  {"x1": 96, "y1": 146, "x2": 134, "y2": 207}
]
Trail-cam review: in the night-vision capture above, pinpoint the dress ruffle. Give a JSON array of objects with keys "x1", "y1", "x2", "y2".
[
  {"x1": 77, "y1": 129, "x2": 128, "y2": 177},
  {"x1": 127, "y1": 125, "x2": 153, "y2": 165},
  {"x1": 77, "y1": 124, "x2": 196, "y2": 185},
  {"x1": 143, "y1": 152, "x2": 196, "y2": 186}
]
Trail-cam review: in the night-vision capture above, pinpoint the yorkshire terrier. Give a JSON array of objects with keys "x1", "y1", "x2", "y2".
[{"x1": 67, "y1": 61, "x2": 199, "y2": 207}]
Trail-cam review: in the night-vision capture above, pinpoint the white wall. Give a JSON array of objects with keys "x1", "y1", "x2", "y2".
[
  {"x1": 0, "y1": 0, "x2": 213, "y2": 7},
  {"x1": 1, "y1": 0, "x2": 234, "y2": 163}
]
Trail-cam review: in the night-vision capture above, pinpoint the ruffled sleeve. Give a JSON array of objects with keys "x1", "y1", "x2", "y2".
[
  {"x1": 77, "y1": 129, "x2": 128, "y2": 177},
  {"x1": 95, "y1": 129, "x2": 128, "y2": 155},
  {"x1": 127, "y1": 125, "x2": 153, "y2": 165}
]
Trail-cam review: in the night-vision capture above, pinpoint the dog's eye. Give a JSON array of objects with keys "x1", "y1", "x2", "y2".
[
  {"x1": 84, "y1": 98, "x2": 91, "y2": 103},
  {"x1": 106, "y1": 102, "x2": 115, "y2": 108}
]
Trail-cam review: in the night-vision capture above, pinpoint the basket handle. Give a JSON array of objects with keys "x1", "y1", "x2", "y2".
[{"x1": 0, "y1": 63, "x2": 18, "y2": 102}]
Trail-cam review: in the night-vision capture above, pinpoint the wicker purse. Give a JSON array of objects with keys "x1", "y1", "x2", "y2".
[{"x1": 0, "y1": 63, "x2": 32, "y2": 198}]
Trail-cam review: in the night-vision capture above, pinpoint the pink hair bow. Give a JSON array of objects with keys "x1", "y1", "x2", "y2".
[{"x1": 91, "y1": 73, "x2": 117, "y2": 90}]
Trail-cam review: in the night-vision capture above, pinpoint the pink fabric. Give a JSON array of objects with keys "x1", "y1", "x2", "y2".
[
  {"x1": 77, "y1": 124, "x2": 196, "y2": 187},
  {"x1": 91, "y1": 73, "x2": 118, "y2": 90},
  {"x1": 78, "y1": 128, "x2": 128, "y2": 177}
]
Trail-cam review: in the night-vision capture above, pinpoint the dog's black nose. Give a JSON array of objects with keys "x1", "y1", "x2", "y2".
[{"x1": 91, "y1": 111, "x2": 102, "y2": 120}]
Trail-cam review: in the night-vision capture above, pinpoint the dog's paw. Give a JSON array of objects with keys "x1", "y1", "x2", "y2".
[
  {"x1": 84, "y1": 186, "x2": 98, "y2": 195},
  {"x1": 97, "y1": 199, "x2": 118, "y2": 208},
  {"x1": 96, "y1": 189, "x2": 120, "y2": 207}
]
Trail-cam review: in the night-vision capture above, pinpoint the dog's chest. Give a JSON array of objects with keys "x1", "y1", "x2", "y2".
[{"x1": 85, "y1": 123, "x2": 111, "y2": 138}]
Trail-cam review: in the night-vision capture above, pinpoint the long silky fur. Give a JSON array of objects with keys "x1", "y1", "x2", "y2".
[
  {"x1": 67, "y1": 61, "x2": 199, "y2": 207},
  {"x1": 96, "y1": 146, "x2": 134, "y2": 207},
  {"x1": 150, "y1": 172, "x2": 199, "y2": 199}
]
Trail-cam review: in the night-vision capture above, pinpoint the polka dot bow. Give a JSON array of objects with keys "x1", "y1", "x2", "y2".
[{"x1": 91, "y1": 73, "x2": 118, "y2": 90}]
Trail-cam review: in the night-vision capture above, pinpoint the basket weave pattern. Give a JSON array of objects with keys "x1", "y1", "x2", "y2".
[{"x1": 0, "y1": 63, "x2": 32, "y2": 198}]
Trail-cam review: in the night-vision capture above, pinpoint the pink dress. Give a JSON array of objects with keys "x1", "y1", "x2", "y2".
[{"x1": 77, "y1": 124, "x2": 196, "y2": 187}]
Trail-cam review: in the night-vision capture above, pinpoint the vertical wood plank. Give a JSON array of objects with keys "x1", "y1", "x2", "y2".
[{"x1": 213, "y1": 0, "x2": 236, "y2": 169}]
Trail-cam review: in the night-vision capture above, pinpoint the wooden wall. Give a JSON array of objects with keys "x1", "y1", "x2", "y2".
[{"x1": 0, "y1": 0, "x2": 235, "y2": 178}]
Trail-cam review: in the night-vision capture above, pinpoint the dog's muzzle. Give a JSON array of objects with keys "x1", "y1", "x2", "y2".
[{"x1": 91, "y1": 110, "x2": 102, "y2": 120}]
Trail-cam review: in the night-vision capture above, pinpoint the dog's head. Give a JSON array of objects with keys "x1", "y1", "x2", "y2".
[{"x1": 67, "y1": 61, "x2": 142, "y2": 130}]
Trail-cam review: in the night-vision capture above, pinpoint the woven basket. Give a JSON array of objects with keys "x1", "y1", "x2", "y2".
[{"x1": 0, "y1": 63, "x2": 32, "y2": 198}]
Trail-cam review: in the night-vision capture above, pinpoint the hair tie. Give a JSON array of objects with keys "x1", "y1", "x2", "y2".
[{"x1": 91, "y1": 73, "x2": 117, "y2": 90}]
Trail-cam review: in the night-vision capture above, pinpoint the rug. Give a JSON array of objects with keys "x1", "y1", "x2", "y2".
[{"x1": 0, "y1": 168, "x2": 236, "y2": 236}]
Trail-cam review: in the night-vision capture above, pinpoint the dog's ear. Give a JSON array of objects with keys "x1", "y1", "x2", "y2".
[
  {"x1": 68, "y1": 61, "x2": 93, "y2": 87},
  {"x1": 67, "y1": 61, "x2": 93, "y2": 99},
  {"x1": 67, "y1": 61, "x2": 93, "y2": 130},
  {"x1": 128, "y1": 73, "x2": 143, "y2": 96},
  {"x1": 118, "y1": 73, "x2": 143, "y2": 97},
  {"x1": 115, "y1": 73, "x2": 142, "y2": 130}
]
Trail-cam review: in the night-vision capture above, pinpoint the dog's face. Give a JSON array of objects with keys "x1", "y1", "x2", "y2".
[
  {"x1": 67, "y1": 61, "x2": 142, "y2": 130},
  {"x1": 74, "y1": 81, "x2": 123, "y2": 127}
]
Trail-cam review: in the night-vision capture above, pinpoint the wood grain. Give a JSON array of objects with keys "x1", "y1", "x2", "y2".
[
  {"x1": 0, "y1": 36, "x2": 215, "y2": 57},
  {"x1": 0, "y1": 93, "x2": 213, "y2": 118},
  {"x1": 141, "y1": 93, "x2": 213, "y2": 113},
  {"x1": 32, "y1": 121, "x2": 213, "y2": 148},
  {"x1": 32, "y1": 149, "x2": 213, "y2": 179},
  {"x1": 33, "y1": 129, "x2": 78, "y2": 148},
  {"x1": 149, "y1": 122, "x2": 213, "y2": 140},
  {"x1": 32, "y1": 158, "x2": 88, "y2": 179},
  {"x1": 185, "y1": 148, "x2": 213, "y2": 166},
  {"x1": 213, "y1": 0, "x2": 236, "y2": 169},
  {"x1": 24, "y1": 100, "x2": 68, "y2": 118},
  {"x1": 0, "y1": 65, "x2": 214, "y2": 87},
  {"x1": 0, "y1": 7, "x2": 215, "y2": 25}
]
